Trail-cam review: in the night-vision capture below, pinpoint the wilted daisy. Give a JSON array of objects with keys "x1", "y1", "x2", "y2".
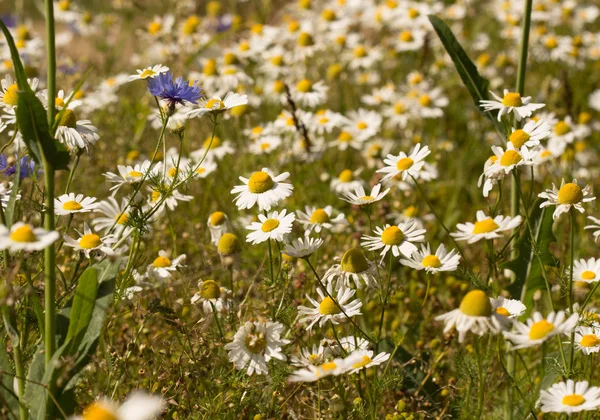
[
  {"x1": 377, "y1": 143, "x2": 431, "y2": 182},
  {"x1": 451, "y1": 211, "x2": 522, "y2": 244},
  {"x1": 361, "y1": 220, "x2": 426, "y2": 262},
  {"x1": 281, "y1": 235, "x2": 323, "y2": 259},
  {"x1": 190, "y1": 279, "x2": 231, "y2": 315},
  {"x1": 572, "y1": 257, "x2": 600, "y2": 283},
  {"x1": 399, "y1": 243, "x2": 460, "y2": 273},
  {"x1": 298, "y1": 283, "x2": 362, "y2": 330},
  {"x1": 103, "y1": 161, "x2": 152, "y2": 194},
  {"x1": 187, "y1": 92, "x2": 248, "y2": 118},
  {"x1": 539, "y1": 179, "x2": 595, "y2": 219},
  {"x1": 540, "y1": 380, "x2": 600, "y2": 414},
  {"x1": 231, "y1": 168, "x2": 293, "y2": 211},
  {"x1": 323, "y1": 247, "x2": 378, "y2": 289},
  {"x1": 63, "y1": 223, "x2": 116, "y2": 258},
  {"x1": 346, "y1": 349, "x2": 390, "y2": 374},
  {"x1": 585, "y1": 216, "x2": 600, "y2": 243},
  {"x1": 146, "y1": 250, "x2": 186, "y2": 281},
  {"x1": 508, "y1": 119, "x2": 551, "y2": 149},
  {"x1": 55, "y1": 109, "x2": 100, "y2": 150},
  {"x1": 435, "y1": 290, "x2": 503, "y2": 343},
  {"x1": 296, "y1": 206, "x2": 346, "y2": 233},
  {"x1": 0, "y1": 222, "x2": 59, "y2": 252},
  {"x1": 73, "y1": 391, "x2": 165, "y2": 420},
  {"x1": 479, "y1": 90, "x2": 545, "y2": 121},
  {"x1": 54, "y1": 193, "x2": 100, "y2": 216},
  {"x1": 503, "y1": 311, "x2": 578, "y2": 350},
  {"x1": 207, "y1": 211, "x2": 230, "y2": 245},
  {"x1": 340, "y1": 183, "x2": 389, "y2": 206},
  {"x1": 225, "y1": 320, "x2": 289, "y2": 376},
  {"x1": 245, "y1": 209, "x2": 295, "y2": 244},
  {"x1": 127, "y1": 64, "x2": 170, "y2": 81}
]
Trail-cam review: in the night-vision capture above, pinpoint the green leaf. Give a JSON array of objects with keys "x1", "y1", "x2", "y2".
[
  {"x1": 66, "y1": 267, "x2": 98, "y2": 345},
  {"x1": 0, "y1": 337, "x2": 19, "y2": 418},
  {"x1": 0, "y1": 19, "x2": 29, "y2": 92},
  {"x1": 501, "y1": 199, "x2": 558, "y2": 313}
]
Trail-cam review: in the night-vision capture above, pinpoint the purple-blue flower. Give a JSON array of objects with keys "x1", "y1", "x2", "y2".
[
  {"x1": 4, "y1": 156, "x2": 40, "y2": 179},
  {"x1": 147, "y1": 71, "x2": 202, "y2": 109}
]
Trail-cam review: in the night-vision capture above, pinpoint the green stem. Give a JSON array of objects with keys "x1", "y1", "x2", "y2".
[
  {"x1": 515, "y1": 0, "x2": 534, "y2": 96},
  {"x1": 568, "y1": 209, "x2": 575, "y2": 378},
  {"x1": 64, "y1": 150, "x2": 82, "y2": 194},
  {"x1": 475, "y1": 337, "x2": 486, "y2": 419},
  {"x1": 45, "y1": 0, "x2": 56, "y2": 128}
]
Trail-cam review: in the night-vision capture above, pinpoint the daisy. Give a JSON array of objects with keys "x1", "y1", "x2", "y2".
[
  {"x1": 186, "y1": 92, "x2": 248, "y2": 118},
  {"x1": 0, "y1": 75, "x2": 39, "y2": 111},
  {"x1": 484, "y1": 143, "x2": 537, "y2": 178},
  {"x1": 281, "y1": 235, "x2": 323, "y2": 259},
  {"x1": 217, "y1": 233, "x2": 242, "y2": 261},
  {"x1": 225, "y1": 320, "x2": 289, "y2": 376},
  {"x1": 146, "y1": 250, "x2": 186, "y2": 282},
  {"x1": 54, "y1": 193, "x2": 100, "y2": 216},
  {"x1": 538, "y1": 179, "x2": 595, "y2": 220},
  {"x1": 288, "y1": 353, "x2": 362, "y2": 383},
  {"x1": 451, "y1": 211, "x2": 522, "y2": 244},
  {"x1": 584, "y1": 216, "x2": 600, "y2": 243},
  {"x1": 572, "y1": 258, "x2": 600, "y2": 283},
  {"x1": 190, "y1": 136, "x2": 235, "y2": 161},
  {"x1": 290, "y1": 79, "x2": 328, "y2": 108},
  {"x1": 435, "y1": 289, "x2": 504, "y2": 343},
  {"x1": 361, "y1": 220, "x2": 426, "y2": 262},
  {"x1": 340, "y1": 183, "x2": 389, "y2": 206},
  {"x1": 126, "y1": 64, "x2": 170, "y2": 81},
  {"x1": 399, "y1": 243, "x2": 460, "y2": 273},
  {"x1": 479, "y1": 89, "x2": 545, "y2": 122},
  {"x1": 245, "y1": 209, "x2": 295, "y2": 244},
  {"x1": 103, "y1": 161, "x2": 152, "y2": 195},
  {"x1": 346, "y1": 350, "x2": 391, "y2": 374},
  {"x1": 248, "y1": 135, "x2": 282, "y2": 155},
  {"x1": 508, "y1": 119, "x2": 551, "y2": 149},
  {"x1": 330, "y1": 169, "x2": 365, "y2": 194},
  {"x1": 503, "y1": 311, "x2": 578, "y2": 350},
  {"x1": 207, "y1": 211, "x2": 231, "y2": 245},
  {"x1": 55, "y1": 109, "x2": 99, "y2": 150},
  {"x1": 344, "y1": 109, "x2": 382, "y2": 141},
  {"x1": 231, "y1": 168, "x2": 293, "y2": 211},
  {"x1": 0, "y1": 222, "x2": 59, "y2": 252},
  {"x1": 540, "y1": 380, "x2": 600, "y2": 414},
  {"x1": 323, "y1": 247, "x2": 379, "y2": 289},
  {"x1": 377, "y1": 143, "x2": 431, "y2": 182},
  {"x1": 296, "y1": 206, "x2": 346, "y2": 233},
  {"x1": 549, "y1": 116, "x2": 586, "y2": 145},
  {"x1": 290, "y1": 344, "x2": 330, "y2": 367},
  {"x1": 190, "y1": 279, "x2": 231, "y2": 315},
  {"x1": 491, "y1": 297, "x2": 526, "y2": 319},
  {"x1": 73, "y1": 391, "x2": 164, "y2": 420},
  {"x1": 0, "y1": 182, "x2": 20, "y2": 208},
  {"x1": 336, "y1": 336, "x2": 370, "y2": 353},
  {"x1": 573, "y1": 326, "x2": 600, "y2": 354},
  {"x1": 63, "y1": 223, "x2": 116, "y2": 258},
  {"x1": 92, "y1": 197, "x2": 133, "y2": 237},
  {"x1": 298, "y1": 283, "x2": 362, "y2": 330}
]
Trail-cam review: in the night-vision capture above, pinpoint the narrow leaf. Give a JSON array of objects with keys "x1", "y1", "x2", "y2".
[
  {"x1": 66, "y1": 267, "x2": 98, "y2": 343},
  {"x1": 0, "y1": 19, "x2": 30, "y2": 91}
]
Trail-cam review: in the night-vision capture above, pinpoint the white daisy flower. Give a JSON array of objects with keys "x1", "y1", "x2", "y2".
[
  {"x1": 245, "y1": 209, "x2": 295, "y2": 244},
  {"x1": 330, "y1": 168, "x2": 365, "y2": 194},
  {"x1": 336, "y1": 336, "x2": 370, "y2": 353},
  {"x1": 538, "y1": 179, "x2": 595, "y2": 220},
  {"x1": 0, "y1": 222, "x2": 59, "y2": 252},
  {"x1": 281, "y1": 235, "x2": 323, "y2": 259},
  {"x1": 435, "y1": 290, "x2": 504, "y2": 343},
  {"x1": 346, "y1": 349, "x2": 390, "y2": 374},
  {"x1": 103, "y1": 161, "x2": 152, "y2": 195},
  {"x1": 502, "y1": 311, "x2": 578, "y2": 350},
  {"x1": 207, "y1": 211, "x2": 231, "y2": 245},
  {"x1": 190, "y1": 136, "x2": 235, "y2": 161},
  {"x1": 92, "y1": 197, "x2": 133, "y2": 237},
  {"x1": 572, "y1": 258, "x2": 600, "y2": 283},
  {"x1": 248, "y1": 135, "x2": 282, "y2": 156},
  {"x1": 146, "y1": 250, "x2": 186, "y2": 282},
  {"x1": 288, "y1": 352, "x2": 363, "y2": 383},
  {"x1": 290, "y1": 79, "x2": 328, "y2": 108},
  {"x1": 377, "y1": 143, "x2": 431, "y2": 182},
  {"x1": 323, "y1": 248, "x2": 379, "y2": 289},
  {"x1": 479, "y1": 89, "x2": 545, "y2": 122},
  {"x1": 63, "y1": 223, "x2": 116, "y2": 258},
  {"x1": 0, "y1": 74, "x2": 39, "y2": 111},
  {"x1": 54, "y1": 193, "x2": 100, "y2": 216},
  {"x1": 290, "y1": 344, "x2": 331, "y2": 367},
  {"x1": 361, "y1": 220, "x2": 426, "y2": 262},
  {"x1": 126, "y1": 64, "x2": 169, "y2": 81},
  {"x1": 549, "y1": 116, "x2": 586, "y2": 145},
  {"x1": 508, "y1": 119, "x2": 551, "y2": 149},
  {"x1": 0, "y1": 182, "x2": 20, "y2": 208},
  {"x1": 490, "y1": 296, "x2": 526, "y2": 319},
  {"x1": 225, "y1": 320, "x2": 289, "y2": 376},
  {"x1": 187, "y1": 92, "x2": 248, "y2": 118},
  {"x1": 340, "y1": 183, "x2": 389, "y2": 206},
  {"x1": 584, "y1": 216, "x2": 600, "y2": 243},
  {"x1": 296, "y1": 205, "x2": 346, "y2": 233},
  {"x1": 399, "y1": 243, "x2": 460, "y2": 273},
  {"x1": 55, "y1": 110, "x2": 99, "y2": 150},
  {"x1": 572, "y1": 326, "x2": 600, "y2": 355},
  {"x1": 231, "y1": 168, "x2": 293, "y2": 211},
  {"x1": 484, "y1": 143, "x2": 537, "y2": 179},
  {"x1": 73, "y1": 391, "x2": 164, "y2": 420},
  {"x1": 451, "y1": 211, "x2": 522, "y2": 244},
  {"x1": 190, "y1": 279, "x2": 231, "y2": 315},
  {"x1": 540, "y1": 380, "x2": 600, "y2": 414},
  {"x1": 298, "y1": 283, "x2": 362, "y2": 330},
  {"x1": 344, "y1": 108, "x2": 382, "y2": 141}
]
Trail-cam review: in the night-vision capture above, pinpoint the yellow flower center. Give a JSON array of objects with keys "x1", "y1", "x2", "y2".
[
  {"x1": 338, "y1": 131, "x2": 353, "y2": 143},
  {"x1": 58, "y1": 109, "x2": 77, "y2": 128},
  {"x1": 408, "y1": 8, "x2": 420, "y2": 18},
  {"x1": 562, "y1": 394, "x2": 585, "y2": 407},
  {"x1": 203, "y1": 136, "x2": 221, "y2": 149},
  {"x1": 500, "y1": 150, "x2": 522, "y2": 167},
  {"x1": 310, "y1": 208, "x2": 330, "y2": 224},
  {"x1": 153, "y1": 256, "x2": 171, "y2": 268},
  {"x1": 139, "y1": 69, "x2": 156, "y2": 79},
  {"x1": 580, "y1": 334, "x2": 600, "y2": 347},
  {"x1": 396, "y1": 157, "x2": 414, "y2": 171},
  {"x1": 501, "y1": 92, "x2": 522, "y2": 107},
  {"x1": 400, "y1": 31, "x2": 414, "y2": 42},
  {"x1": 458, "y1": 290, "x2": 492, "y2": 316},
  {"x1": 509, "y1": 129, "x2": 530, "y2": 148},
  {"x1": 151, "y1": 190, "x2": 161, "y2": 202},
  {"x1": 288, "y1": 20, "x2": 300, "y2": 33},
  {"x1": 245, "y1": 332, "x2": 267, "y2": 354},
  {"x1": 223, "y1": 67, "x2": 237, "y2": 75},
  {"x1": 545, "y1": 36, "x2": 558, "y2": 49},
  {"x1": 338, "y1": 169, "x2": 353, "y2": 182},
  {"x1": 394, "y1": 102, "x2": 406, "y2": 114},
  {"x1": 353, "y1": 46, "x2": 367, "y2": 58},
  {"x1": 63, "y1": 200, "x2": 82, "y2": 211},
  {"x1": 261, "y1": 218, "x2": 280, "y2": 232},
  {"x1": 82, "y1": 403, "x2": 118, "y2": 420},
  {"x1": 419, "y1": 95, "x2": 432, "y2": 107},
  {"x1": 296, "y1": 79, "x2": 312, "y2": 93},
  {"x1": 554, "y1": 121, "x2": 570, "y2": 136},
  {"x1": 557, "y1": 183, "x2": 583, "y2": 205},
  {"x1": 205, "y1": 98, "x2": 225, "y2": 110},
  {"x1": 199, "y1": 280, "x2": 220, "y2": 300},
  {"x1": 321, "y1": 9, "x2": 336, "y2": 21},
  {"x1": 270, "y1": 55, "x2": 284, "y2": 66},
  {"x1": 356, "y1": 121, "x2": 368, "y2": 130},
  {"x1": 352, "y1": 355, "x2": 372, "y2": 369},
  {"x1": 496, "y1": 307, "x2": 511, "y2": 317},
  {"x1": 4, "y1": 83, "x2": 19, "y2": 106},
  {"x1": 422, "y1": 255, "x2": 441, "y2": 268},
  {"x1": 209, "y1": 211, "x2": 226, "y2": 226},
  {"x1": 579, "y1": 112, "x2": 591, "y2": 124},
  {"x1": 54, "y1": 96, "x2": 66, "y2": 108},
  {"x1": 79, "y1": 234, "x2": 101, "y2": 249},
  {"x1": 10, "y1": 225, "x2": 38, "y2": 243},
  {"x1": 203, "y1": 59, "x2": 217, "y2": 76},
  {"x1": 528, "y1": 320, "x2": 555, "y2": 340},
  {"x1": 381, "y1": 226, "x2": 404, "y2": 246},
  {"x1": 251, "y1": 23, "x2": 263, "y2": 34},
  {"x1": 260, "y1": 142, "x2": 270, "y2": 151},
  {"x1": 247, "y1": 171, "x2": 274, "y2": 194},
  {"x1": 218, "y1": 233, "x2": 240, "y2": 255},
  {"x1": 341, "y1": 248, "x2": 369, "y2": 273},
  {"x1": 58, "y1": 0, "x2": 71, "y2": 11},
  {"x1": 148, "y1": 21, "x2": 162, "y2": 34},
  {"x1": 319, "y1": 297, "x2": 341, "y2": 315},
  {"x1": 273, "y1": 80, "x2": 285, "y2": 93},
  {"x1": 472, "y1": 218, "x2": 499, "y2": 234},
  {"x1": 317, "y1": 361, "x2": 337, "y2": 376},
  {"x1": 359, "y1": 195, "x2": 373, "y2": 202},
  {"x1": 115, "y1": 213, "x2": 128, "y2": 225},
  {"x1": 581, "y1": 270, "x2": 596, "y2": 281},
  {"x1": 298, "y1": 32, "x2": 314, "y2": 47}
]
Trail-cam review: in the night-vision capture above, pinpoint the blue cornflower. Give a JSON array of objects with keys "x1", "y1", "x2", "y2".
[
  {"x1": 5, "y1": 156, "x2": 40, "y2": 179},
  {"x1": 147, "y1": 71, "x2": 202, "y2": 111}
]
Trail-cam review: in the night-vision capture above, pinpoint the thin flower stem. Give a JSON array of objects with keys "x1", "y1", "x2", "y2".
[
  {"x1": 376, "y1": 252, "x2": 394, "y2": 352},
  {"x1": 580, "y1": 281, "x2": 600, "y2": 314},
  {"x1": 210, "y1": 302, "x2": 225, "y2": 338},
  {"x1": 475, "y1": 337, "x2": 486, "y2": 419},
  {"x1": 567, "y1": 209, "x2": 576, "y2": 378},
  {"x1": 64, "y1": 149, "x2": 83, "y2": 194}
]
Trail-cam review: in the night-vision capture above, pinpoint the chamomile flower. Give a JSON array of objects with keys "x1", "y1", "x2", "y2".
[
  {"x1": 572, "y1": 258, "x2": 600, "y2": 283},
  {"x1": 584, "y1": 216, "x2": 600, "y2": 243},
  {"x1": 55, "y1": 109, "x2": 100, "y2": 150},
  {"x1": 361, "y1": 220, "x2": 426, "y2": 261},
  {"x1": 0, "y1": 222, "x2": 59, "y2": 252},
  {"x1": 345, "y1": 109, "x2": 382, "y2": 141},
  {"x1": 191, "y1": 279, "x2": 231, "y2": 315},
  {"x1": 0, "y1": 75, "x2": 39, "y2": 111},
  {"x1": 63, "y1": 223, "x2": 116, "y2": 258},
  {"x1": 330, "y1": 169, "x2": 365, "y2": 194},
  {"x1": 288, "y1": 353, "x2": 363, "y2": 383},
  {"x1": 399, "y1": 243, "x2": 460, "y2": 273},
  {"x1": 231, "y1": 168, "x2": 293, "y2": 211},
  {"x1": 483, "y1": 87, "x2": 545, "y2": 120},
  {"x1": 281, "y1": 235, "x2": 323, "y2": 259},
  {"x1": 225, "y1": 320, "x2": 289, "y2": 376},
  {"x1": 491, "y1": 297, "x2": 526, "y2": 319},
  {"x1": 323, "y1": 247, "x2": 378, "y2": 289},
  {"x1": 573, "y1": 326, "x2": 600, "y2": 354},
  {"x1": 191, "y1": 136, "x2": 235, "y2": 161},
  {"x1": 207, "y1": 211, "x2": 231, "y2": 245},
  {"x1": 0, "y1": 182, "x2": 19, "y2": 208},
  {"x1": 503, "y1": 311, "x2": 578, "y2": 350},
  {"x1": 340, "y1": 183, "x2": 389, "y2": 206},
  {"x1": 435, "y1": 290, "x2": 504, "y2": 343},
  {"x1": 508, "y1": 119, "x2": 551, "y2": 149},
  {"x1": 298, "y1": 283, "x2": 362, "y2": 330},
  {"x1": 103, "y1": 161, "x2": 152, "y2": 195},
  {"x1": 451, "y1": 211, "x2": 522, "y2": 244},
  {"x1": 73, "y1": 391, "x2": 164, "y2": 420},
  {"x1": 92, "y1": 197, "x2": 132, "y2": 237},
  {"x1": 484, "y1": 143, "x2": 537, "y2": 178},
  {"x1": 245, "y1": 209, "x2": 295, "y2": 244},
  {"x1": 346, "y1": 350, "x2": 390, "y2": 374},
  {"x1": 186, "y1": 92, "x2": 248, "y2": 118},
  {"x1": 540, "y1": 380, "x2": 600, "y2": 414},
  {"x1": 538, "y1": 179, "x2": 595, "y2": 219},
  {"x1": 296, "y1": 206, "x2": 346, "y2": 233},
  {"x1": 377, "y1": 143, "x2": 431, "y2": 182},
  {"x1": 290, "y1": 79, "x2": 328, "y2": 108},
  {"x1": 54, "y1": 193, "x2": 100, "y2": 216},
  {"x1": 146, "y1": 250, "x2": 186, "y2": 282},
  {"x1": 127, "y1": 64, "x2": 170, "y2": 81},
  {"x1": 290, "y1": 344, "x2": 330, "y2": 367}
]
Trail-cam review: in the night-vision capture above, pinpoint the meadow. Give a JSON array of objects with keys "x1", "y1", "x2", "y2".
[{"x1": 1, "y1": 0, "x2": 600, "y2": 418}]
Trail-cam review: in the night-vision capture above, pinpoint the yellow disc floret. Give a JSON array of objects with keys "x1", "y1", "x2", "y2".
[
  {"x1": 218, "y1": 233, "x2": 241, "y2": 256},
  {"x1": 381, "y1": 226, "x2": 404, "y2": 246},
  {"x1": 458, "y1": 290, "x2": 492, "y2": 317},
  {"x1": 509, "y1": 129, "x2": 530, "y2": 148},
  {"x1": 472, "y1": 218, "x2": 499, "y2": 234},
  {"x1": 79, "y1": 234, "x2": 101, "y2": 249},
  {"x1": 562, "y1": 394, "x2": 585, "y2": 407},
  {"x1": 153, "y1": 256, "x2": 171, "y2": 268},
  {"x1": 310, "y1": 208, "x2": 330, "y2": 224},
  {"x1": 396, "y1": 157, "x2": 414, "y2": 171},
  {"x1": 422, "y1": 255, "x2": 441, "y2": 268},
  {"x1": 63, "y1": 200, "x2": 82, "y2": 211},
  {"x1": 248, "y1": 171, "x2": 274, "y2": 193},
  {"x1": 502, "y1": 92, "x2": 522, "y2": 107},
  {"x1": 199, "y1": 280, "x2": 220, "y2": 300},
  {"x1": 82, "y1": 402, "x2": 118, "y2": 420},
  {"x1": 528, "y1": 319, "x2": 555, "y2": 340},
  {"x1": 500, "y1": 150, "x2": 522, "y2": 167},
  {"x1": 3, "y1": 83, "x2": 19, "y2": 106},
  {"x1": 10, "y1": 225, "x2": 37, "y2": 243},
  {"x1": 210, "y1": 211, "x2": 226, "y2": 226},
  {"x1": 261, "y1": 219, "x2": 280, "y2": 232},
  {"x1": 319, "y1": 297, "x2": 341, "y2": 315},
  {"x1": 557, "y1": 183, "x2": 583, "y2": 205},
  {"x1": 341, "y1": 248, "x2": 370, "y2": 273}
]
